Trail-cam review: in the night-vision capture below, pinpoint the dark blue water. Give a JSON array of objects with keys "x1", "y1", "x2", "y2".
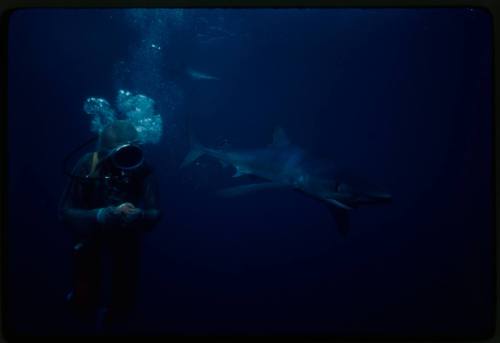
[{"x1": 6, "y1": 8, "x2": 493, "y2": 337}]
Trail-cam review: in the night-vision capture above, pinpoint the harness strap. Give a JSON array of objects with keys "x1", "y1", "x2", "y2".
[{"x1": 89, "y1": 152, "x2": 99, "y2": 176}]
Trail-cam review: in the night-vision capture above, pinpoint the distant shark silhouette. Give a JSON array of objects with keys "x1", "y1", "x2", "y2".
[
  {"x1": 181, "y1": 127, "x2": 391, "y2": 236},
  {"x1": 186, "y1": 68, "x2": 219, "y2": 80}
]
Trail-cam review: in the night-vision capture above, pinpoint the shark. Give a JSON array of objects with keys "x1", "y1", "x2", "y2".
[
  {"x1": 186, "y1": 68, "x2": 220, "y2": 81},
  {"x1": 180, "y1": 127, "x2": 392, "y2": 235}
]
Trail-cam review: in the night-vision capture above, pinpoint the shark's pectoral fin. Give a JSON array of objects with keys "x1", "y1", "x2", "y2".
[
  {"x1": 217, "y1": 182, "x2": 287, "y2": 197},
  {"x1": 326, "y1": 197, "x2": 353, "y2": 210}
]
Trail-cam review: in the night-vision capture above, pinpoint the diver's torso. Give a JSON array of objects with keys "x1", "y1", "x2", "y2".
[
  {"x1": 75, "y1": 155, "x2": 150, "y2": 243},
  {"x1": 78, "y1": 152, "x2": 150, "y2": 209},
  {"x1": 82, "y1": 175, "x2": 143, "y2": 208}
]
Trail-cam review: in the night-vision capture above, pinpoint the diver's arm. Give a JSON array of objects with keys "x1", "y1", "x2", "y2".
[
  {"x1": 59, "y1": 179, "x2": 102, "y2": 235},
  {"x1": 62, "y1": 207, "x2": 101, "y2": 232},
  {"x1": 60, "y1": 180, "x2": 126, "y2": 233},
  {"x1": 58, "y1": 153, "x2": 103, "y2": 235}
]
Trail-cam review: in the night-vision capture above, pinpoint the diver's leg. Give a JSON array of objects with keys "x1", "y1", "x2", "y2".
[
  {"x1": 106, "y1": 235, "x2": 141, "y2": 332},
  {"x1": 68, "y1": 240, "x2": 102, "y2": 326}
]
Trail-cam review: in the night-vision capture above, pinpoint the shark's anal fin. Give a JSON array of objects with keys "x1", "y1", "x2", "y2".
[{"x1": 217, "y1": 182, "x2": 286, "y2": 197}]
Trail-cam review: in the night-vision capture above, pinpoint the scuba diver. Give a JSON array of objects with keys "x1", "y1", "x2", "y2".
[{"x1": 59, "y1": 119, "x2": 161, "y2": 332}]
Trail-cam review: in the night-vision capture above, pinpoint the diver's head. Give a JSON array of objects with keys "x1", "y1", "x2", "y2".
[
  {"x1": 98, "y1": 120, "x2": 139, "y2": 152},
  {"x1": 97, "y1": 120, "x2": 144, "y2": 171}
]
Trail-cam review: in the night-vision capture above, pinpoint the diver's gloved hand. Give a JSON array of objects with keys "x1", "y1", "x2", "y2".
[
  {"x1": 96, "y1": 202, "x2": 143, "y2": 227},
  {"x1": 123, "y1": 207, "x2": 144, "y2": 224},
  {"x1": 96, "y1": 206, "x2": 123, "y2": 226}
]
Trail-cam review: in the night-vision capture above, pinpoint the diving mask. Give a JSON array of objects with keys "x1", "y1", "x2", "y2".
[{"x1": 108, "y1": 143, "x2": 144, "y2": 171}]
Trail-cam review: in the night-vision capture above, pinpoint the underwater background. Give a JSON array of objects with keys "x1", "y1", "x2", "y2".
[{"x1": 6, "y1": 8, "x2": 493, "y2": 336}]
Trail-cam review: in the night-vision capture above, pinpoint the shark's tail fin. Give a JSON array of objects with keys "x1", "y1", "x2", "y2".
[{"x1": 180, "y1": 133, "x2": 205, "y2": 169}]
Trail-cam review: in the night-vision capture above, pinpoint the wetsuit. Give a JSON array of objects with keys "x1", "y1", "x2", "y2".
[{"x1": 59, "y1": 152, "x2": 161, "y2": 327}]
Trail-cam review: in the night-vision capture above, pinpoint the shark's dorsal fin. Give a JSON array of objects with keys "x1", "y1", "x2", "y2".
[{"x1": 271, "y1": 127, "x2": 290, "y2": 147}]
